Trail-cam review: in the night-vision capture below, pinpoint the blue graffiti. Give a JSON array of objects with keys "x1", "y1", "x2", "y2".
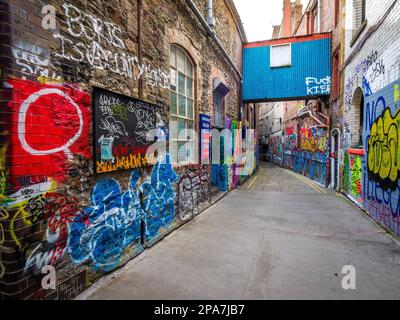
[
  {"x1": 362, "y1": 81, "x2": 400, "y2": 236},
  {"x1": 69, "y1": 154, "x2": 179, "y2": 271},
  {"x1": 293, "y1": 150, "x2": 327, "y2": 185},
  {"x1": 212, "y1": 164, "x2": 229, "y2": 192},
  {"x1": 68, "y1": 171, "x2": 143, "y2": 272},
  {"x1": 141, "y1": 154, "x2": 179, "y2": 242},
  {"x1": 362, "y1": 76, "x2": 373, "y2": 97}
]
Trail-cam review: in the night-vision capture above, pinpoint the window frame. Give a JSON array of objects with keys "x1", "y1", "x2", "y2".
[
  {"x1": 270, "y1": 43, "x2": 292, "y2": 68},
  {"x1": 332, "y1": 49, "x2": 340, "y2": 100},
  {"x1": 213, "y1": 91, "x2": 225, "y2": 129},
  {"x1": 169, "y1": 45, "x2": 196, "y2": 165}
]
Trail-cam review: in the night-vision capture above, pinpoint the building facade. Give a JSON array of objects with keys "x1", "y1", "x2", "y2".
[
  {"x1": 0, "y1": 0, "x2": 248, "y2": 299},
  {"x1": 259, "y1": 0, "x2": 338, "y2": 187},
  {"x1": 342, "y1": 0, "x2": 400, "y2": 237}
]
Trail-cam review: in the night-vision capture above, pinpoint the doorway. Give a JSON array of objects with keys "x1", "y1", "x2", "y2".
[{"x1": 330, "y1": 128, "x2": 340, "y2": 190}]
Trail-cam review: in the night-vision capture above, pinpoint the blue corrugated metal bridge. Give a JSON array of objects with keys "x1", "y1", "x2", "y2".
[
  {"x1": 242, "y1": 33, "x2": 332, "y2": 188},
  {"x1": 243, "y1": 33, "x2": 332, "y2": 102}
]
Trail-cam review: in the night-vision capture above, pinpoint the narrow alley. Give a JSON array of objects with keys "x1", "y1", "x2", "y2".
[{"x1": 80, "y1": 163, "x2": 400, "y2": 300}]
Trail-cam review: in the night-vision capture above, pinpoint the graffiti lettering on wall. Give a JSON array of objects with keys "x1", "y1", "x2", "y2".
[
  {"x1": 6, "y1": 79, "x2": 91, "y2": 188},
  {"x1": 67, "y1": 155, "x2": 93, "y2": 193},
  {"x1": 367, "y1": 107, "x2": 400, "y2": 191},
  {"x1": 283, "y1": 132, "x2": 297, "y2": 170},
  {"x1": 69, "y1": 171, "x2": 143, "y2": 272},
  {"x1": 3, "y1": 180, "x2": 85, "y2": 275},
  {"x1": 290, "y1": 127, "x2": 328, "y2": 185},
  {"x1": 177, "y1": 168, "x2": 211, "y2": 221},
  {"x1": 94, "y1": 88, "x2": 159, "y2": 173},
  {"x1": 55, "y1": 3, "x2": 170, "y2": 88},
  {"x1": 350, "y1": 154, "x2": 363, "y2": 201},
  {"x1": 11, "y1": 40, "x2": 60, "y2": 81},
  {"x1": 345, "y1": 42, "x2": 400, "y2": 112},
  {"x1": 141, "y1": 154, "x2": 179, "y2": 242},
  {"x1": 305, "y1": 77, "x2": 331, "y2": 95},
  {"x1": 269, "y1": 134, "x2": 283, "y2": 166},
  {"x1": 300, "y1": 128, "x2": 327, "y2": 153},
  {"x1": 69, "y1": 154, "x2": 178, "y2": 271},
  {"x1": 363, "y1": 80, "x2": 400, "y2": 236}
]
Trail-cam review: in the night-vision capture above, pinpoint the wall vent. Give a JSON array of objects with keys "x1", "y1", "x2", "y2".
[{"x1": 57, "y1": 270, "x2": 87, "y2": 300}]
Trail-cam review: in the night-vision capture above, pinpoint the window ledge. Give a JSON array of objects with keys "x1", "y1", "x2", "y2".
[
  {"x1": 350, "y1": 20, "x2": 367, "y2": 48},
  {"x1": 347, "y1": 148, "x2": 365, "y2": 156}
]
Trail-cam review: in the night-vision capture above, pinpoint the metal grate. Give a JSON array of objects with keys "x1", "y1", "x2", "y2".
[{"x1": 57, "y1": 270, "x2": 86, "y2": 300}]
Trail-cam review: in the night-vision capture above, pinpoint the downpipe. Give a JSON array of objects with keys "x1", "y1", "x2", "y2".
[{"x1": 185, "y1": 0, "x2": 242, "y2": 79}]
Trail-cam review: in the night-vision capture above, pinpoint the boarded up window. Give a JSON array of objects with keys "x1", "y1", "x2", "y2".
[{"x1": 270, "y1": 44, "x2": 291, "y2": 68}]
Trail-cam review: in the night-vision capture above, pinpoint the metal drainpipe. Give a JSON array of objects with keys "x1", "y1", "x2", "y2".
[
  {"x1": 207, "y1": 0, "x2": 215, "y2": 26},
  {"x1": 317, "y1": 0, "x2": 322, "y2": 32},
  {"x1": 185, "y1": 0, "x2": 242, "y2": 80},
  {"x1": 138, "y1": 0, "x2": 143, "y2": 99}
]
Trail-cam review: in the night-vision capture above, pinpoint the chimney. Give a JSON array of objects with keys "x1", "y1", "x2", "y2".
[{"x1": 282, "y1": 0, "x2": 292, "y2": 37}]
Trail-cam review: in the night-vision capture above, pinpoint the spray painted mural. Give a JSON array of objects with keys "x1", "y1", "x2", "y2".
[
  {"x1": 69, "y1": 154, "x2": 179, "y2": 271},
  {"x1": 93, "y1": 88, "x2": 159, "y2": 173},
  {"x1": 6, "y1": 79, "x2": 91, "y2": 188},
  {"x1": 177, "y1": 167, "x2": 211, "y2": 221},
  {"x1": 363, "y1": 80, "x2": 400, "y2": 236},
  {"x1": 292, "y1": 127, "x2": 328, "y2": 185},
  {"x1": 0, "y1": 79, "x2": 92, "y2": 288},
  {"x1": 345, "y1": 149, "x2": 364, "y2": 204}
]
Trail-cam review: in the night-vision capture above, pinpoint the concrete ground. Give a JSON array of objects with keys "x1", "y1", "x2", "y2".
[{"x1": 80, "y1": 162, "x2": 400, "y2": 300}]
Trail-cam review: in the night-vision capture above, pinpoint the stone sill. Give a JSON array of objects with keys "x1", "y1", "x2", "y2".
[{"x1": 347, "y1": 148, "x2": 365, "y2": 156}]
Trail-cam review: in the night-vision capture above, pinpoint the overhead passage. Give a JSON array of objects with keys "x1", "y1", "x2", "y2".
[{"x1": 243, "y1": 33, "x2": 332, "y2": 102}]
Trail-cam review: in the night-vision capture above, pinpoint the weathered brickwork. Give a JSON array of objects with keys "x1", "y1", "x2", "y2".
[
  {"x1": 342, "y1": 0, "x2": 400, "y2": 236},
  {"x1": 0, "y1": 0, "x2": 246, "y2": 300}
]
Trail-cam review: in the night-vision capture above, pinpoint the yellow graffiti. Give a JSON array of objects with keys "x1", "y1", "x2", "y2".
[
  {"x1": 0, "y1": 207, "x2": 9, "y2": 245},
  {"x1": 0, "y1": 262, "x2": 4, "y2": 280},
  {"x1": 301, "y1": 136, "x2": 327, "y2": 153},
  {"x1": 8, "y1": 180, "x2": 57, "y2": 249},
  {"x1": 96, "y1": 154, "x2": 149, "y2": 173},
  {"x1": 368, "y1": 108, "x2": 400, "y2": 189},
  {"x1": 0, "y1": 144, "x2": 13, "y2": 204},
  {"x1": 395, "y1": 84, "x2": 399, "y2": 103},
  {"x1": 37, "y1": 76, "x2": 63, "y2": 85}
]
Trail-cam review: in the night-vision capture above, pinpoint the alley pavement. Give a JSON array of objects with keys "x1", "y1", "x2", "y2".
[{"x1": 80, "y1": 162, "x2": 400, "y2": 300}]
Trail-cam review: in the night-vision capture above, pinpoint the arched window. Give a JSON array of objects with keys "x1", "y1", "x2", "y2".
[
  {"x1": 169, "y1": 45, "x2": 195, "y2": 164},
  {"x1": 352, "y1": 87, "x2": 364, "y2": 147}
]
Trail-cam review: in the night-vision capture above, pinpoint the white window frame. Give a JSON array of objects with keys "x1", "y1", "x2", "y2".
[
  {"x1": 270, "y1": 43, "x2": 292, "y2": 68},
  {"x1": 170, "y1": 45, "x2": 196, "y2": 166}
]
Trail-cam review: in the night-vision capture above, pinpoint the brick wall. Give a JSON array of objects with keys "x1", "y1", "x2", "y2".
[
  {"x1": 342, "y1": 0, "x2": 400, "y2": 236},
  {"x1": 0, "y1": 0, "x2": 244, "y2": 300}
]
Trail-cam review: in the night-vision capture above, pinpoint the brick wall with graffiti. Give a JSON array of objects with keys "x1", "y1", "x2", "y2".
[
  {"x1": 287, "y1": 127, "x2": 328, "y2": 186},
  {"x1": 343, "y1": 80, "x2": 400, "y2": 237},
  {"x1": 0, "y1": 0, "x2": 244, "y2": 299},
  {"x1": 342, "y1": 0, "x2": 400, "y2": 237}
]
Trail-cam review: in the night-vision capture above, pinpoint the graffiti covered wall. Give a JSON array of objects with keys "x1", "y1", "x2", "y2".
[
  {"x1": 363, "y1": 80, "x2": 400, "y2": 236},
  {"x1": 0, "y1": 0, "x2": 245, "y2": 300},
  {"x1": 282, "y1": 127, "x2": 328, "y2": 186}
]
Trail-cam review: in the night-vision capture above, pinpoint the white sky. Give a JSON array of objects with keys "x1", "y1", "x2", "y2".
[{"x1": 233, "y1": 0, "x2": 310, "y2": 42}]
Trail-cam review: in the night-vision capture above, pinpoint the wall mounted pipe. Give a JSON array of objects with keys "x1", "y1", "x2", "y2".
[{"x1": 185, "y1": 0, "x2": 243, "y2": 80}]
